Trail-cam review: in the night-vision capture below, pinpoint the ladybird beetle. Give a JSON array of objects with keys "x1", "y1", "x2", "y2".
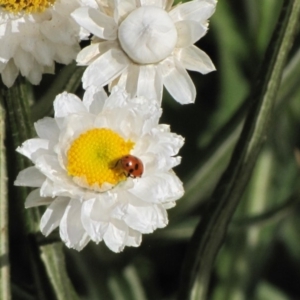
[{"x1": 117, "y1": 155, "x2": 144, "y2": 178}]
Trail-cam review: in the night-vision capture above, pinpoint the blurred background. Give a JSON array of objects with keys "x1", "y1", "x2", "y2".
[{"x1": 6, "y1": 0, "x2": 300, "y2": 299}]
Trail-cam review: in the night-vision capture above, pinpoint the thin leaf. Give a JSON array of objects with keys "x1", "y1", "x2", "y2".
[
  {"x1": 231, "y1": 194, "x2": 299, "y2": 230},
  {"x1": 206, "y1": 0, "x2": 249, "y2": 133},
  {"x1": 212, "y1": 149, "x2": 278, "y2": 300},
  {"x1": 177, "y1": 0, "x2": 300, "y2": 299},
  {"x1": 277, "y1": 47, "x2": 300, "y2": 102}
]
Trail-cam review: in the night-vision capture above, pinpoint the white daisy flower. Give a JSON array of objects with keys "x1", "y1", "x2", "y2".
[
  {"x1": 0, "y1": 0, "x2": 88, "y2": 88},
  {"x1": 14, "y1": 87, "x2": 184, "y2": 252},
  {"x1": 72, "y1": 0, "x2": 216, "y2": 105}
]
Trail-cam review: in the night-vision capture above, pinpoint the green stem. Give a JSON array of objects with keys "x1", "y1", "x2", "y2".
[
  {"x1": 0, "y1": 93, "x2": 10, "y2": 300},
  {"x1": 3, "y1": 79, "x2": 50, "y2": 300},
  {"x1": 123, "y1": 266, "x2": 147, "y2": 300},
  {"x1": 177, "y1": 0, "x2": 300, "y2": 299},
  {"x1": 40, "y1": 243, "x2": 81, "y2": 300},
  {"x1": 4, "y1": 78, "x2": 38, "y2": 233},
  {"x1": 3, "y1": 78, "x2": 80, "y2": 300},
  {"x1": 31, "y1": 63, "x2": 84, "y2": 122},
  {"x1": 171, "y1": 43, "x2": 300, "y2": 220}
]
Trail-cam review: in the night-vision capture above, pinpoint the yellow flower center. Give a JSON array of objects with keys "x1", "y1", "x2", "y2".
[
  {"x1": 67, "y1": 128, "x2": 134, "y2": 188},
  {"x1": 1, "y1": 0, "x2": 55, "y2": 14}
]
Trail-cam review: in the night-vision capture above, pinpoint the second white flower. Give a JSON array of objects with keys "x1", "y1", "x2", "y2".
[{"x1": 72, "y1": 0, "x2": 217, "y2": 104}]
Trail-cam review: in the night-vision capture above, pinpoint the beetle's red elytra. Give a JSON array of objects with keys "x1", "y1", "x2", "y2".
[{"x1": 116, "y1": 155, "x2": 144, "y2": 178}]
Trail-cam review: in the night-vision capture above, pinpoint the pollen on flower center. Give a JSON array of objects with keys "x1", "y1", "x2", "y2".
[
  {"x1": 67, "y1": 128, "x2": 134, "y2": 188},
  {"x1": 0, "y1": 0, "x2": 55, "y2": 14},
  {"x1": 118, "y1": 6, "x2": 177, "y2": 64}
]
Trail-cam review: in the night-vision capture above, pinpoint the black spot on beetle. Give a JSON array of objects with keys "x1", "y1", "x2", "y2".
[{"x1": 135, "y1": 163, "x2": 139, "y2": 170}]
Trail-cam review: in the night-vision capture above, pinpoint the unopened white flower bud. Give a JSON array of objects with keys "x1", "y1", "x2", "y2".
[{"x1": 118, "y1": 6, "x2": 177, "y2": 64}]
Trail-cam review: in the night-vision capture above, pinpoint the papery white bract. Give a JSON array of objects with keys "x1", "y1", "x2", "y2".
[
  {"x1": 72, "y1": 0, "x2": 216, "y2": 104},
  {"x1": 15, "y1": 87, "x2": 184, "y2": 252},
  {"x1": 0, "y1": 0, "x2": 88, "y2": 87}
]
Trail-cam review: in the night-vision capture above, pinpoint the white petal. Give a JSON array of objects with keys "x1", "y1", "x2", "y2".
[
  {"x1": 57, "y1": 114, "x2": 96, "y2": 155},
  {"x1": 140, "y1": 0, "x2": 167, "y2": 8},
  {"x1": 35, "y1": 156, "x2": 75, "y2": 193},
  {"x1": 83, "y1": 86, "x2": 107, "y2": 114},
  {"x1": 169, "y1": 0, "x2": 217, "y2": 23},
  {"x1": 72, "y1": 7, "x2": 117, "y2": 40},
  {"x1": 40, "y1": 178, "x2": 74, "y2": 198},
  {"x1": 125, "y1": 228, "x2": 142, "y2": 247},
  {"x1": 136, "y1": 65, "x2": 163, "y2": 103},
  {"x1": 103, "y1": 87, "x2": 130, "y2": 108},
  {"x1": 25, "y1": 189, "x2": 53, "y2": 208},
  {"x1": 117, "y1": 193, "x2": 168, "y2": 233},
  {"x1": 162, "y1": 201, "x2": 176, "y2": 209},
  {"x1": 34, "y1": 117, "x2": 60, "y2": 142},
  {"x1": 147, "y1": 129, "x2": 184, "y2": 157},
  {"x1": 40, "y1": 11, "x2": 76, "y2": 45},
  {"x1": 60, "y1": 198, "x2": 90, "y2": 251},
  {"x1": 82, "y1": 48, "x2": 129, "y2": 89},
  {"x1": 76, "y1": 43, "x2": 101, "y2": 66},
  {"x1": 77, "y1": 40, "x2": 119, "y2": 67},
  {"x1": 22, "y1": 38, "x2": 55, "y2": 67},
  {"x1": 40, "y1": 197, "x2": 70, "y2": 236},
  {"x1": 2, "y1": 59, "x2": 19, "y2": 88},
  {"x1": 0, "y1": 62, "x2": 6, "y2": 74},
  {"x1": 14, "y1": 166, "x2": 46, "y2": 187},
  {"x1": 130, "y1": 171, "x2": 184, "y2": 204},
  {"x1": 112, "y1": 65, "x2": 162, "y2": 104},
  {"x1": 125, "y1": 203, "x2": 168, "y2": 233},
  {"x1": 0, "y1": 37, "x2": 15, "y2": 62},
  {"x1": 165, "y1": 0, "x2": 174, "y2": 11},
  {"x1": 43, "y1": 63, "x2": 55, "y2": 75},
  {"x1": 98, "y1": 40, "x2": 121, "y2": 54},
  {"x1": 53, "y1": 44, "x2": 77, "y2": 65},
  {"x1": 160, "y1": 57, "x2": 196, "y2": 104},
  {"x1": 54, "y1": 92, "x2": 87, "y2": 118},
  {"x1": 142, "y1": 152, "x2": 181, "y2": 174},
  {"x1": 117, "y1": 64, "x2": 139, "y2": 98},
  {"x1": 114, "y1": 0, "x2": 137, "y2": 22},
  {"x1": 27, "y1": 62, "x2": 43, "y2": 85},
  {"x1": 16, "y1": 138, "x2": 49, "y2": 161},
  {"x1": 35, "y1": 154, "x2": 64, "y2": 179},
  {"x1": 175, "y1": 20, "x2": 207, "y2": 48},
  {"x1": 144, "y1": 151, "x2": 183, "y2": 173},
  {"x1": 175, "y1": 46, "x2": 216, "y2": 74},
  {"x1": 93, "y1": 115, "x2": 109, "y2": 129},
  {"x1": 103, "y1": 220, "x2": 128, "y2": 253},
  {"x1": 103, "y1": 95, "x2": 161, "y2": 138},
  {"x1": 14, "y1": 48, "x2": 34, "y2": 77},
  {"x1": 78, "y1": 0, "x2": 99, "y2": 9},
  {"x1": 81, "y1": 197, "x2": 115, "y2": 243}
]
